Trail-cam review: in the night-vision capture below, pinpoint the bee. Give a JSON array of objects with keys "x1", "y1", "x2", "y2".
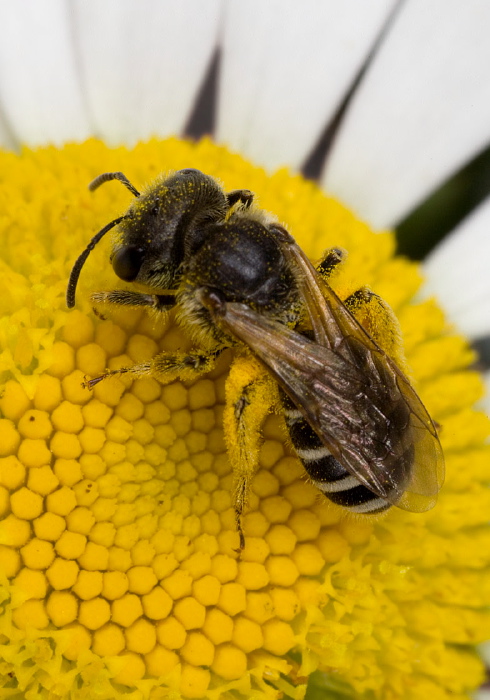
[{"x1": 67, "y1": 168, "x2": 444, "y2": 550}]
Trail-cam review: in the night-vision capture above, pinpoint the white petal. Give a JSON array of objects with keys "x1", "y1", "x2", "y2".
[
  {"x1": 423, "y1": 195, "x2": 490, "y2": 339},
  {"x1": 0, "y1": 113, "x2": 15, "y2": 152},
  {"x1": 73, "y1": 0, "x2": 222, "y2": 145},
  {"x1": 0, "y1": 0, "x2": 91, "y2": 147},
  {"x1": 217, "y1": 0, "x2": 397, "y2": 171},
  {"x1": 475, "y1": 691, "x2": 490, "y2": 700},
  {"x1": 479, "y1": 641, "x2": 490, "y2": 665},
  {"x1": 323, "y1": 0, "x2": 490, "y2": 228},
  {"x1": 476, "y1": 643, "x2": 490, "y2": 697}
]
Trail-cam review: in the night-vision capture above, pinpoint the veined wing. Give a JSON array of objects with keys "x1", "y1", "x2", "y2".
[{"x1": 215, "y1": 298, "x2": 444, "y2": 512}]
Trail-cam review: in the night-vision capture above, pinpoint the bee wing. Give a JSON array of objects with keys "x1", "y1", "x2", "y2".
[
  {"x1": 283, "y1": 240, "x2": 444, "y2": 508},
  {"x1": 216, "y1": 290, "x2": 444, "y2": 513}
]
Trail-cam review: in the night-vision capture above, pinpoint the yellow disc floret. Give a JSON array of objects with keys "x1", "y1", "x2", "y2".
[{"x1": 0, "y1": 138, "x2": 488, "y2": 700}]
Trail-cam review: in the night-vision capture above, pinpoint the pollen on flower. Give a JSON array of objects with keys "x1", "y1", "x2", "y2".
[
  {"x1": 212, "y1": 643, "x2": 248, "y2": 680},
  {"x1": 92, "y1": 622, "x2": 125, "y2": 656},
  {"x1": 12, "y1": 599, "x2": 49, "y2": 629},
  {"x1": 46, "y1": 591, "x2": 78, "y2": 626},
  {"x1": 126, "y1": 618, "x2": 157, "y2": 654},
  {"x1": 108, "y1": 651, "x2": 146, "y2": 686},
  {"x1": 0, "y1": 138, "x2": 488, "y2": 700},
  {"x1": 46, "y1": 557, "x2": 79, "y2": 590},
  {"x1": 34, "y1": 511, "x2": 65, "y2": 541},
  {"x1": 10, "y1": 486, "x2": 43, "y2": 519}
]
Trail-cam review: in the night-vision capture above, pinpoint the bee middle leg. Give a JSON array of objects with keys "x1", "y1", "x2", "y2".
[
  {"x1": 316, "y1": 247, "x2": 347, "y2": 280},
  {"x1": 84, "y1": 349, "x2": 222, "y2": 389},
  {"x1": 85, "y1": 290, "x2": 218, "y2": 386},
  {"x1": 223, "y1": 354, "x2": 276, "y2": 551}
]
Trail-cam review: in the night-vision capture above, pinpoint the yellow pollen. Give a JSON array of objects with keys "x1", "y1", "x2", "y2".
[{"x1": 0, "y1": 138, "x2": 488, "y2": 700}]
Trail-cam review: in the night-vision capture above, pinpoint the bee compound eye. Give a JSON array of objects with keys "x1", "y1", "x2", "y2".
[{"x1": 112, "y1": 245, "x2": 144, "y2": 281}]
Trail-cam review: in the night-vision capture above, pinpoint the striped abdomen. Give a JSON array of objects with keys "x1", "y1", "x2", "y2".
[{"x1": 281, "y1": 391, "x2": 391, "y2": 514}]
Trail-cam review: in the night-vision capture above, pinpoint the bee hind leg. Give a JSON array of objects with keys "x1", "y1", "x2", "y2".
[
  {"x1": 344, "y1": 287, "x2": 407, "y2": 367},
  {"x1": 223, "y1": 354, "x2": 277, "y2": 552},
  {"x1": 316, "y1": 250, "x2": 406, "y2": 366}
]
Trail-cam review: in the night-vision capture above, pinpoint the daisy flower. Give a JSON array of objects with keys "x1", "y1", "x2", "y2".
[{"x1": 0, "y1": 2, "x2": 489, "y2": 699}]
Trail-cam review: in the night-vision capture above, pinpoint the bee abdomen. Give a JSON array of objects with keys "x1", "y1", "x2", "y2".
[{"x1": 282, "y1": 392, "x2": 390, "y2": 514}]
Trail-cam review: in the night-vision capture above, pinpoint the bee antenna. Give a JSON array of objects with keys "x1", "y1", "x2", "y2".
[
  {"x1": 66, "y1": 216, "x2": 126, "y2": 309},
  {"x1": 88, "y1": 172, "x2": 140, "y2": 197}
]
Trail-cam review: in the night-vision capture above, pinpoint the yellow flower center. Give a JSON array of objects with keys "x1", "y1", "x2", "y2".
[{"x1": 0, "y1": 138, "x2": 489, "y2": 699}]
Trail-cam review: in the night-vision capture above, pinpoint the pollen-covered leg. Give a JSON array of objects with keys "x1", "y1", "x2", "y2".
[
  {"x1": 91, "y1": 290, "x2": 176, "y2": 311},
  {"x1": 316, "y1": 247, "x2": 347, "y2": 280},
  {"x1": 83, "y1": 350, "x2": 220, "y2": 389},
  {"x1": 316, "y1": 249, "x2": 405, "y2": 364},
  {"x1": 344, "y1": 287, "x2": 407, "y2": 368},
  {"x1": 226, "y1": 189, "x2": 254, "y2": 209},
  {"x1": 223, "y1": 354, "x2": 277, "y2": 550}
]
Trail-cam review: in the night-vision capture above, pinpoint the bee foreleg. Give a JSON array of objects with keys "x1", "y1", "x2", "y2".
[
  {"x1": 226, "y1": 189, "x2": 254, "y2": 209},
  {"x1": 223, "y1": 354, "x2": 276, "y2": 551},
  {"x1": 91, "y1": 290, "x2": 176, "y2": 311},
  {"x1": 344, "y1": 287, "x2": 406, "y2": 367},
  {"x1": 83, "y1": 350, "x2": 221, "y2": 390}
]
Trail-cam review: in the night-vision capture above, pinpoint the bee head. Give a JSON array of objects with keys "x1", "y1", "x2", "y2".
[
  {"x1": 112, "y1": 169, "x2": 228, "y2": 289},
  {"x1": 67, "y1": 169, "x2": 228, "y2": 308}
]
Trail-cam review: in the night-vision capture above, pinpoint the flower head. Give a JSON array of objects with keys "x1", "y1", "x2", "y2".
[{"x1": 0, "y1": 138, "x2": 488, "y2": 699}]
